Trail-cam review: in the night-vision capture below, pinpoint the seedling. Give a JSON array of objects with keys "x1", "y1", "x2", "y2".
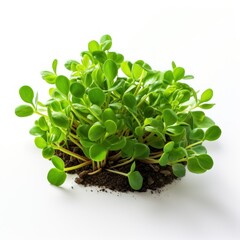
[{"x1": 15, "y1": 35, "x2": 221, "y2": 190}]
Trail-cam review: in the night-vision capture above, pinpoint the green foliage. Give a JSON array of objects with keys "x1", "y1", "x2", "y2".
[{"x1": 15, "y1": 34, "x2": 222, "y2": 190}]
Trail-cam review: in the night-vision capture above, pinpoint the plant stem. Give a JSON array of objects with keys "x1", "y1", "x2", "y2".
[
  {"x1": 106, "y1": 169, "x2": 128, "y2": 177},
  {"x1": 68, "y1": 134, "x2": 83, "y2": 150},
  {"x1": 55, "y1": 146, "x2": 88, "y2": 162},
  {"x1": 88, "y1": 168, "x2": 102, "y2": 175},
  {"x1": 110, "y1": 157, "x2": 134, "y2": 168},
  {"x1": 140, "y1": 158, "x2": 159, "y2": 164},
  {"x1": 186, "y1": 141, "x2": 203, "y2": 149},
  {"x1": 64, "y1": 161, "x2": 91, "y2": 172}
]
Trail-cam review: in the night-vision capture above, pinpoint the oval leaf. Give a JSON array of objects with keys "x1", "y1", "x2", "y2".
[
  {"x1": 104, "y1": 120, "x2": 117, "y2": 134},
  {"x1": 15, "y1": 105, "x2": 34, "y2": 117},
  {"x1": 88, "y1": 123, "x2": 106, "y2": 141},
  {"x1": 103, "y1": 59, "x2": 118, "y2": 88},
  {"x1": 34, "y1": 137, "x2": 47, "y2": 149},
  {"x1": 51, "y1": 156, "x2": 65, "y2": 170},
  {"x1": 164, "y1": 141, "x2": 174, "y2": 153},
  {"x1": 128, "y1": 171, "x2": 143, "y2": 190},
  {"x1": 123, "y1": 93, "x2": 136, "y2": 109},
  {"x1": 47, "y1": 168, "x2": 66, "y2": 186},
  {"x1": 19, "y1": 85, "x2": 34, "y2": 104},
  {"x1": 70, "y1": 82, "x2": 85, "y2": 98},
  {"x1": 52, "y1": 112, "x2": 69, "y2": 128},
  {"x1": 42, "y1": 147, "x2": 55, "y2": 159},
  {"x1": 163, "y1": 109, "x2": 177, "y2": 126},
  {"x1": 89, "y1": 144, "x2": 108, "y2": 162},
  {"x1": 173, "y1": 67, "x2": 185, "y2": 81},
  {"x1": 172, "y1": 163, "x2": 186, "y2": 177},
  {"x1": 205, "y1": 125, "x2": 221, "y2": 141},
  {"x1": 88, "y1": 87, "x2": 105, "y2": 106},
  {"x1": 55, "y1": 75, "x2": 70, "y2": 96},
  {"x1": 187, "y1": 157, "x2": 206, "y2": 174},
  {"x1": 197, "y1": 154, "x2": 213, "y2": 170},
  {"x1": 200, "y1": 89, "x2": 213, "y2": 103}
]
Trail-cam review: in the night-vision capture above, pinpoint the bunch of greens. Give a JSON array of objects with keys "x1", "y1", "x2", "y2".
[{"x1": 15, "y1": 35, "x2": 221, "y2": 190}]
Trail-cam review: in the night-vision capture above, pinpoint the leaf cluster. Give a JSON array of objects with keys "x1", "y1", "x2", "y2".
[{"x1": 15, "y1": 35, "x2": 221, "y2": 190}]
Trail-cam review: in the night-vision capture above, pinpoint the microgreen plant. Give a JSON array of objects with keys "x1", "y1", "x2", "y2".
[{"x1": 15, "y1": 35, "x2": 221, "y2": 190}]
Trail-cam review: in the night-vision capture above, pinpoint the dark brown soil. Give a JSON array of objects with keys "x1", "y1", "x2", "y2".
[{"x1": 56, "y1": 144, "x2": 178, "y2": 193}]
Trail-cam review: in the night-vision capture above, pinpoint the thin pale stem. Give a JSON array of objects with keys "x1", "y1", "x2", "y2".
[
  {"x1": 56, "y1": 146, "x2": 88, "y2": 162},
  {"x1": 64, "y1": 161, "x2": 91, "y2": 172},
  {"x1": 110, "y1": 157, "x2": 134, "y2": 168},
  {"x1": 106, "y1": 169, "x2": 128, "y2": 177}
]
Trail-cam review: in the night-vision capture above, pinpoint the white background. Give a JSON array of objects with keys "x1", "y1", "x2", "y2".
[{"x1": 0, "y1": 0, "x2": 240, "y2": 239}]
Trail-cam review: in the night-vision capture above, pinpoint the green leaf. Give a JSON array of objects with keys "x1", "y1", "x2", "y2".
[
  {"x1": 51, "y1": 156, "x2": 65, "y2": 170},
  {"x1": 132, "y1": 63, "x2": 144, "y2": 80},
  {"x1": 135, "y1": 126, "x2": 144, "y2": 137},
  {"x1": 205, "y1": 125, "x2": 221, "y2": 141},
  {"x1": 88, "y1": 87, "x2": 105, "y2": 106},
  {"x1": 102, "y1": 108, "x2": 117, "y2": 122},
  {"x1": 164, "y1": 141, "x2": 174, "y2": 153},
  {"x1": 42, "y1": 147, "x2": 55, "y2": 159},
  {"x1": 70, "y1": 82, "x2": 85, "y2": 98},
  {"x1": 15, "y1": 105, "x2": 34, "y2": 117},
  {"x1": 64, "y1": 60, "x2": 79, "y2": 71},
  {"x1": 172, "y1": 163, "x2": 186, "y2": 177},
  {"x1": 130, "y1": 162, "x2": 136, "y2": 173},
  {"x1": 104, "y1": 120, "x2": 117, "y2": 134},
  {"x1": 52, "y1": 112, "x2": 69, "y2": 128},
  {"x1": 172, "y1": 61, "x2": 176, "y2": 69},
  {"x1": 100, "y1": 34, "x2": 112, "y2": 51},
  {"x1": 164, "y1": 70, "x2": 174, "y2": 84},
  {"x1": 34, "y1": 137, "x2": 47, "y2": 149},
  {"x1": 163, "y1": 109, "x2": 177, "y2": 126},
  {"x1": 128, "y1": 171, "x2": 143, "y2": 190},
  {"x1": 199, "y1": 103, "x2": 215, "y2": 109},
  {"x1": 103, "y1": 59, "x2": 118, "y2": 88},
  {"x1": 52, "y1": 59, "x2": 58, "y2": 74},
  {"x1": 92, "y1": 51, "x2": 107, "y2": 63},
  {"x1": 38, "y1": 116, "x2": 48, "y2": 131},
  {"x1": 173, "y1": 67, "x2": 185, "y2": 81},
  {"x1": 88, "y1": 123, "x2": 106, "y2": 141},
  {"x1": 47, "y1": 168, "x2": 66, "y2": 186},
  {"x1": 89, "y1": 143, "x2": 108, "y2": 162},
  {"x1": 50, "y1": 127, "x2": 62, "y2": 142},
  {"x1": 200, "y1": 89, "x2": 213, "y2": 103},
  {"x1": 183, "y1": 75, "x2": 194, "y2": 80},
  {"x1": 123, "y1": 93, "x2": 136, "y2": 109},
  {"x1": 190, "y1": 129, "x2": 204, "y2": 140},
  {"x1": 191, "y1": 145, "x2": 207, "y2": 155},
  {"x1": 19, "y1": 86, "x2": 34, "y2": 104},
  {"x1": 197, "y1": 154, "x2": 213, "y2": 170},
  {"x1": 121, "y1": 61, "x2": 132, "y2": 77},
  {"x1": 159, "y1": 152, "x2": 169, "y2": 166},
  {"x1": 109, "y1": 137, "x2": 126, "y2": 151},
  {"x1": 88, "y1": 40, "x2": 100, "y2": 53},
  {"x1": 55, "y1": 75, "x2": 70, "y2": 96},
  {"x1": 41, "y1": 71, "x2": 57, "y2": 84},
  {"x1": 187, "y1": 157, "x2": 206, "y2": 174},
  {"x1": 29, "y1": 126, "x2": 45, "y2": 136},
  {"x1": 133, "y1": 143, "x2": 150, "y2": 159}
]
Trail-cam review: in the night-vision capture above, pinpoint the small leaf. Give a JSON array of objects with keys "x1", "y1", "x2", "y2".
[
  {"x1": 200, "y1": 89, "x2": 213, "y2": 103},
  {"x1": 199, "y1": 103, "x2": 215, "y2": 109},
  {"x1": 130, "y1": 162, "x2": 136, "y2": 173},
  {"x1": 64, "y1": 60, "x2": 79, "y2": 71},
  {"x1": 183, "y1": 75, "x2": 194, "y2": 80},
  {"x1": 47, "y1": 168, "x2": 66, "y2": 186},
  {"x1": 135, "y1": 126, "x2": 144, "y2": 137},
  {"x1": 55, "y1": 75, "x2": 70, "y2": 96},
  {"x1": 42, "y1": 147, "x2": 55, "y2": 159},
  {"x1": 191, "y1": 145, "x2": 207, "y2": 155},
  {"x1": 100, "y1": 34, "x2": 112, "y2": 51},
  {"x1": 104, "y1": 120, "x2": 117, "y2": 134},
  {"x1": 19, "y1": 86, "x2": 34, "y2": 104},
  {"x1": 205, "y1": 125, "x2": 222, "y2": 141},
  {"x1": 172, "y1": 61, "x2": 176, "y2": 69},
  {"x1": 88, "y1": 40, "x2": 100, "y2": 53},
  {"x1": 172, "y1": 163, "x2": 186, "y2": 177},
  {"x1": 70, "y1": 82, "x2": 85, "y2": 98},
  {"x1": 92, "y1": 51, "x2": 107, "y2": 63},
  {"x1": 164, "y1": 141, "x2": 174, "y2": 153},
  {"x1": 88, "y1": 87, "x2": 105, "y2": 106},
  {"x1": 38, "y1": 116, "x2": 48, "y2": 131},
  {"x1": 133, "y1": 143, "x2": 150, "y2": 159},
  {"x1": 41, "y1": 71, "x2": 57, "y2": 84},
  {"x1": 76, "y1": 124, "x2": 90, "y2": 139},
  {"x1": 197, "y1": 154, "x2": 213, "y2": 170},
  {"x1": 123, "y1": 93, "x2": 136, "y2": 109},
  {"x1": 132, "y1": 63, "x2": 144, "y2": 80},
  {"x1": 89, "y1": 144, "x2": 108, "y2": 162},
  {"x1": 187, "y1": 157, "x2": 206, "y2": 174},
  {"x1": 173, "y1": 67, "x2": 185, "y2": 81},
  {"x1": 51, "y1": 127, "x2": 62, "y2": 142},
  {"x1": 190, "y1": 129, "x2": 204, "y2": 140},
  {"x1": 102, "y1": 108, "x2": 117, "y2": 122},
  {"x1": 159, "y1": 152, "x2": 169, "y2": 166},
  {"x1": 103, "y1": 59, "x2": 118, "y2": 88},
  {"x1": 163, "y1": 109, "x2": 178, "y2": 126},
  {"x1": 109, "y1": 137, "x2": 126, "y2": 151},
  {"x1": 52, "y1": 112, "x2": 69, "y2": 128},
  {"x1": 51, "y1": 156, "x2": 65, "y2": 170},
  {"x1": 15, "y1": 105, "x2": 34, "y2": 117},
  {"x1": 88, "y1": 123, "x2": 106, "y2": 141},
  {"x1": 29, "y1": 126, "x2": 45, "y2": 136},
  {"x1": 128, "y1": 171, "x2": 143, "y2": 190},
  {"x1": 164, "y1": 70, "x2": 174, "y2": 84},
  {"x1": 52, "y1": 59, "x2": 58, "y2": 74},
  {"x1": 34, "y1": 137, "x2": 47, "y2": 149},
  {"x1": 121, "y1": 61, "x2": 132, "y2": 77}
]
